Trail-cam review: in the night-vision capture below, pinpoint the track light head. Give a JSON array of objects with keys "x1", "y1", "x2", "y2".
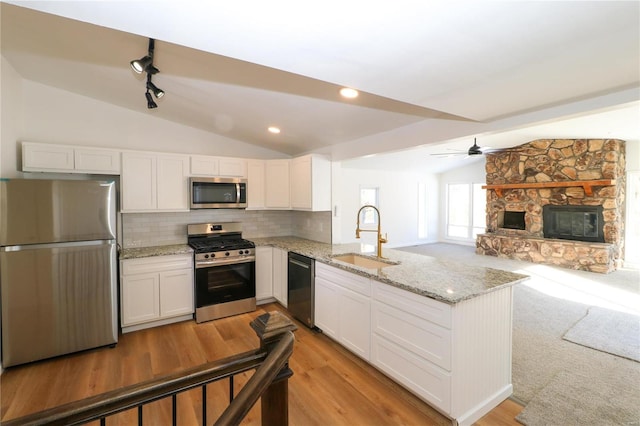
[
  {"x1": 146, "y1": 81, "x2": 164, "y2": 99},
  {"x1": 133, "y1": 38, "x2": 163, "y2": 108},
  {"x1": 145, "y1": 91, "x2": 158, "y2": 109},
  {"x1": 130, "y1": 55, "x2": 152, "y2": 74}
]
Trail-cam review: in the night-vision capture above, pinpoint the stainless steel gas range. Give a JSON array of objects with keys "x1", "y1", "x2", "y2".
[{"x1": 187, "y1": 222, "x2": 256, "y2": 323}]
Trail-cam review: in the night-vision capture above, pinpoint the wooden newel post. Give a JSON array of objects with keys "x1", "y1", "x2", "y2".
[{"x1": 250, "y1": 311, "x2": 297, "y2": 426}]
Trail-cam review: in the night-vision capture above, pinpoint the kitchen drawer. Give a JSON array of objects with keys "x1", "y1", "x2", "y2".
[
  {"x1": 316, "y1": 262, "x2": 370, "y2": 297},
  {"x1": 372, "y1": 300, "x2": 451, "y2": 371},
  {"x1": 371, "y1": 281, "x2": 451, "y2": 329},
  {"x1": 371, "y1": 333, "x2": 451, "y2": 413},
  {"x1": 122, "y1": 254, "x2": 193, "y2": 275}
]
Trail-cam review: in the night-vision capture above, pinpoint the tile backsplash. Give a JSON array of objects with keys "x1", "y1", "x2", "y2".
[{"x1": 121, "y1": 209, "x2": 331, "y2": 248}]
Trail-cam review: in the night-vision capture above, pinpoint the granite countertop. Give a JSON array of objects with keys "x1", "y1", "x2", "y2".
[
  {"x1": 251, "y1": 236, "x2": 528, "y2": 304},
  {"x1": 120, "y1": 244, "x2": 193, "y2": 260}
]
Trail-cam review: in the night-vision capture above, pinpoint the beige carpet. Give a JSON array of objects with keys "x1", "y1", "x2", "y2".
[
  {"x1": 563, "y1": 306, "x2": 640, "y2": 362},
  {"x1": 396, "y1": 243, "x2": 640, "y2": 425}
]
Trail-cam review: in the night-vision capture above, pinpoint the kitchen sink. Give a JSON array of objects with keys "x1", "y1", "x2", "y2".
[{"x1": 331, "y1": 253, "x2": 398, "y2": 269}]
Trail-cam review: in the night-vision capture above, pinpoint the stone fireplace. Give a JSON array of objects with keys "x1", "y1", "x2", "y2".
[{"x1": 476, "y1": 139, "x2": 626, "y2": 273}]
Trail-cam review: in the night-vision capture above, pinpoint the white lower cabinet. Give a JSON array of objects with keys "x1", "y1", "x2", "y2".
[
  {"x1": 314, "y1": 276, "x2": 339, "y2": 338},
  {"x1": 371, "y1": 333, "x2": 451, "y2": 412},
  {"x1": 315, "y1": 262, "x2": 370, "y2": 360},
  {"x1": 272, "y1": 248, "x2": 288, "y2": 307},
  {"x1": 255, "y1": 246, "x2": 273, "y2": 302},
  {"x1": 315, "y1": 262, "x2": 514, "y2": 426},
  {"x1": 256, "y1": 246, "x2": 289, "y2": 307},
  {"x1": 121, "y1": 254, "x2": 194, "y2": 332},
  {"x1": 370, "y1": 282, "x2": 452, "y2": 412}
]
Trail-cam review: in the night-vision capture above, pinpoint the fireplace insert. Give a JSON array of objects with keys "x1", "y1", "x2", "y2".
[
  {"x1": 542, "y1": 205, "x2": 604, "y2": 243},
  {"x1": 500, "y1": 211, "x2": 526, "y2": 230}
]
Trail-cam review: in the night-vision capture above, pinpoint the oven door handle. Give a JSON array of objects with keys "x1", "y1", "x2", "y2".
[{"x1": 195, "y1": 256, "x2": 256, "y2": 268}]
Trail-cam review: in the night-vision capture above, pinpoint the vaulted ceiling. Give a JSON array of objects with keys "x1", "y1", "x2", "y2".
[{"x1": 2, "y1": 1, "x2": 638, "y2": 172}]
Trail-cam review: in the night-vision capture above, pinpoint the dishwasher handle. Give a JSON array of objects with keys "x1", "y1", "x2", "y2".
[{"x1": 289, "y1": 258, "x2": 311, "y2": 269}]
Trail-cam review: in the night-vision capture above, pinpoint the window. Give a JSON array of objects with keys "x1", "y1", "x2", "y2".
[
  {"x1": 446, "y1": 183, "x2": 486, "y2": 240},
  {"x1": 359, "y1": 187, "x2": 379, "y2": 225},
  {"x1": 472, "y1": 183, "x2": 486, "y2": 238}
]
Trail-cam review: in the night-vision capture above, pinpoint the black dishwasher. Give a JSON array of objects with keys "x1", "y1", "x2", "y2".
[{"x1": 287, "y1": 252, "x2": 315, "y2": 328}]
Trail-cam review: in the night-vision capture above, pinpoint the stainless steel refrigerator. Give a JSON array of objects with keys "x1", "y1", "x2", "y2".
[{"x1": 0, "y1": 179, "x2": 118, "y2": 367}]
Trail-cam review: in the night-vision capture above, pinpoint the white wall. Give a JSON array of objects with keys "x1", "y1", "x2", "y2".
[
  {"x1": 627, "y1": 140, "x2": 639, "y2": 171},
  {"x1": 624, "y1": 141, "x2": 639, "y2": 268},
  {"x1": 438, "y1": 159, "x2": 486, "y2": 246},
  {"x1": 1, "y1": 57, "x2": 24, "y2": 177},
  {"x1": 334, "y1": 165, "x2": 439, "y2": 250},
  {"x1": 1, "y1": 75, "x2": 287, "y2": 178}
]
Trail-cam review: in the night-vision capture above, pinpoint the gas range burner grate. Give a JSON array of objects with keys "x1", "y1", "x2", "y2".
[{"x1": 188, "y1": 238, "x2": 255, "y2": 253}]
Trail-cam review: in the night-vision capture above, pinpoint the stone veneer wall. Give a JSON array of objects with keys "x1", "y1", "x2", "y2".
[{"x1": 476, "y1": 139, "x2": 626, "y2": 273}]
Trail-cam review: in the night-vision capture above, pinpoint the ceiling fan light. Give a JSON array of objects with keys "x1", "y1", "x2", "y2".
[
  {"x1": 145, "y1": 91, "x2": 158, "y2": 109},
  {"x1": 468, "y1": 138, "x2": 482, "y2": 155},
  {"x1": 130, "y1": 55, "x2": 152, "y2": 74}
]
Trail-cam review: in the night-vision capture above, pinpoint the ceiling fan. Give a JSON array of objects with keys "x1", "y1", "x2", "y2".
[{"x1": 430, "y1": 138, "x2": 502, "y2": 157}]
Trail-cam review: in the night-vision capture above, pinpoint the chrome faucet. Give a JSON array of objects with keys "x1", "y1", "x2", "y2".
[{"x1": 355, "y1": 205, "x2": 388, "y2": 258}]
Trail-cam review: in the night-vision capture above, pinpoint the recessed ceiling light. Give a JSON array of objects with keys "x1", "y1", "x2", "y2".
[
  {"x1": 340, "y1": 87, "x2": 359, "y2": 99},
  {"x1": 268, "y1": 126, "x2": 281, "y2": 134}
]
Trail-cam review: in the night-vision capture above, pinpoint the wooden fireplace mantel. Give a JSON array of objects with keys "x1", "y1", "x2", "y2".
[{"x1": 482, "y1": 179, "x2": 616, "y2": 197}]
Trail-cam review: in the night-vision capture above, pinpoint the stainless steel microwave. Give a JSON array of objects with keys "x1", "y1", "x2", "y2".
[{"x1": 190, "y1": 177, "x2": 247, "y2": 209}]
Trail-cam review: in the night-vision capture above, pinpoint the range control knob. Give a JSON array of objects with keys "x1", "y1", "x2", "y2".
[
  {"x1": 210, "y1": 253, "x2": 216, "y2": 258},
  {"x1": 225, "y1": 252, "x2": 230, "y2": 257},
  {"x1": 204, "y1": 254, "x2": 209, "y2": 259}
]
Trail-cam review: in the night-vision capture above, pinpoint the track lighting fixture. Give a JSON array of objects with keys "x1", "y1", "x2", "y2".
[
  {"x1": 130, "y1": 38, "x2": 164, "y2": 109},
  {"x1": 145, "y1": 91, "x2": 158, "y2": 109},
  {"x1": 130, "y1": 55, "x2": 152, "y2": 74},
  {"x1": 146, "y1": 79, "x2": 164, "y2": 99}
]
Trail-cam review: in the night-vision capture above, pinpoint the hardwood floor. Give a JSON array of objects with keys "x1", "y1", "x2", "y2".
[{"x1": 1, "y1": 303, "x2": 523, "y2": 425}]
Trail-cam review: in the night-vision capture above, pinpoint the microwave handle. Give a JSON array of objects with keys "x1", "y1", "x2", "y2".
[{"x1": 236, "y1": 183, "x2": 241, "y2": 203}]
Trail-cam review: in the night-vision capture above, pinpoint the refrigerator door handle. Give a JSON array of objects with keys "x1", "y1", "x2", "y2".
[{"x1": 1, "y1": 239, "x2": 116, "y2": 252}]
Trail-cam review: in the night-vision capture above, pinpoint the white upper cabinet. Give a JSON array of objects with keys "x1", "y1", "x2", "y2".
[
  {"x1": 74, "y1": 148, "x2": 121, "y2": 173},
  {"x1": 249, "y1": 156, "x2": 332, "y2": 211},
  {"x1": 189, "y1": 155, "x2": 246, "y2": 178},
  {"x1": 157, "y1": 154, "x2": 190, "y2": 211},
  {"x1": 22, "y1": 142, "x2": 120, "y2": 174},
  {"x1": 265, "y1": 159, "x2": 291, "y2": 209},
  {"x1": 247, "y1": 160, "x2": 266, "y2": 209},
  {"x1": 121, "y1": 151, "x2": 189, "y2": 212},
  {"x1": 121, "y1": 152, "x2": 156, "y2": 211},
  {"x1": 190, "y1": 155, "x2": 219, "y2": 176},
  {"x1": 290, "y1": 154, "x2": 331, "y2": 211},
  {"x1": 219, "y1": 157, "x2": 247, "y2": 177}
]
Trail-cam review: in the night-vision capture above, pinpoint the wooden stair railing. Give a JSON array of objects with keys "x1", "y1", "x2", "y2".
[{"x1": 3, "y1": 311, "x2": 297, "y2": 426}]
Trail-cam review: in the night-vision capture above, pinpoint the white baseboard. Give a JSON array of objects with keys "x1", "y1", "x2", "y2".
[{"x1": 454, "y1": 384, "x2": 513, "y2": 426}]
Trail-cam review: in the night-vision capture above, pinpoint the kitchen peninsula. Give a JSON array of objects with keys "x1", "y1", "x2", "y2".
[{"x1": 253, "y1": 236, "x2": 528, "y2": 426}]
